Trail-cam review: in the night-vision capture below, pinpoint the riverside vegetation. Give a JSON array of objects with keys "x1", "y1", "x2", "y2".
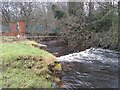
[{"x1": 1, "y1": 37, "x2": 56, "y2": 88}]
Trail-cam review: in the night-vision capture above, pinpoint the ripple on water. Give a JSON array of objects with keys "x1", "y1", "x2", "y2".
[{"x1": 57, "y1": 48, "x2": 119, "y2": 88}]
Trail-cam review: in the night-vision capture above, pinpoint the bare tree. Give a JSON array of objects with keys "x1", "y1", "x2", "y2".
[{"x1": 1, "y1": 2, "x2": 11, "y2": 24}]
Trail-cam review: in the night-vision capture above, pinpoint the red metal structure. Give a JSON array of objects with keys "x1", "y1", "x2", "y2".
[
  {"x1": 9, "y1": 23, "x2": 17, "y2": 36},
  {"x1": 17, "y1": 21, "x2": 26, "y2": 35},
  {"x1": 2, "y1": 21, "x2": 26, "y2": 36}
]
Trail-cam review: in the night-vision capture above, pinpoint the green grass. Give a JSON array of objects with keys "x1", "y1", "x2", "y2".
[
  {"x1": 1, "y1": 36, "x2": 18, "y2": 43},
  {"x1": 0, "y1": 41, "x2": 56, "y2": 88}
]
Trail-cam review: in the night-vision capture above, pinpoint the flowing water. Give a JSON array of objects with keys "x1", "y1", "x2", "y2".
[
  {"x1": 40, "y1": 40, "x2": 119, "y2": 89},
  {"x1": 57, "y1": 48, "x2": 119, "y2": 88}
]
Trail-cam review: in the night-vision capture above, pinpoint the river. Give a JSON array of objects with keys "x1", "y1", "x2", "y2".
[
  {"x1": 40, "y1": 40, "x2": 119, "y2": 89},
  {"x1": 57, "y1": 48, "x2": 119, "y2": 88}
]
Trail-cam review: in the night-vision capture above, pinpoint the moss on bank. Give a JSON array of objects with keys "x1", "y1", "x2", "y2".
[{"x1": 0, "y1": 41, "x2": 56, "y2": 88}]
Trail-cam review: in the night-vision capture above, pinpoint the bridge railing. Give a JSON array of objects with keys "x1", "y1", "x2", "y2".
[{"x1": 26, "y1": 36, "x2": 59, "y2": 41}]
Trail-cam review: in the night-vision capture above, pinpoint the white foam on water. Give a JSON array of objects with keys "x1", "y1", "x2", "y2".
[{"x1": 57, "y1": 47, "x2": 118, "y2": 65}]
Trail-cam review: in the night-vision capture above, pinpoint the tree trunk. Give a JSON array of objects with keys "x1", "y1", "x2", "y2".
[
  {"x1": 89, "y1": 1, "x2": 94, "y2": 17},
  {"x1": 68, "y1": 2, "x2": 76, "y2": 16},
  {"x1": 118, "y1": 1, "x2": 120, "y2": 46},
  {"x1": 88, "y1": 1, "x2": 94, "y2": 31},
  {"x1": 68, "y1": 2, "x2": 84, "y2": 17}
]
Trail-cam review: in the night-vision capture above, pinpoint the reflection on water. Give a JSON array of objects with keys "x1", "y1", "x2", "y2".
[
  {"x1": 57, "y1": 48, "x2": 119, "y2": 88},
  {"x1": 40, "y1": 40, "x2": 119, "y2": 88},
  {"x1": 40, "y1": 40, "x2": 69, "y2": 57}
]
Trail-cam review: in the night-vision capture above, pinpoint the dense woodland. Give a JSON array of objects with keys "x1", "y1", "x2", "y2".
[{"x1": 1, "y1": 1, "x2": 119, "y2": 51}]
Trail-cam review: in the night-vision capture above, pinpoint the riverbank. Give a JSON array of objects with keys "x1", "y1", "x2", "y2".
[{"x1": 1, "y1": 40, "x2": 56, "y2": 88}]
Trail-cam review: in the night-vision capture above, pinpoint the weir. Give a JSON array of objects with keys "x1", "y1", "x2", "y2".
[
  {"x1": 56, "y1": 48, "x2": 119, "y2": 88},
  {"x1": 41, "y1": 39, "x2": 119, "y2": 88},
  {"x1": 33, "y1": 38, "x2": 119, "y2": 88}
]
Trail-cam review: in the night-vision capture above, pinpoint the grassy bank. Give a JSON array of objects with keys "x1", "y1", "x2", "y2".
[{"x1": 0, "y1": 40, "x2": 56, "y2": 88}]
